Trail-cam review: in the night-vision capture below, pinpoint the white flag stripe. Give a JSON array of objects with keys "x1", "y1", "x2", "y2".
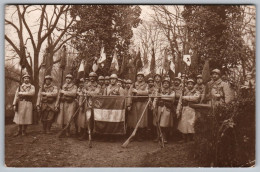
[
  {"x1": 98, "y1": 46, "x2": 106, "y2": 64},
  {"x1": 78, "y1": 60, "x2": 85, "y2": 72},
  {"x1": 94, "y1": 109, "x2": 125, "y2": 122}
]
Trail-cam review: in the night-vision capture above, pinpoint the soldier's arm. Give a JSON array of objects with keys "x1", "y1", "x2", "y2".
[
  {"x1": 183, "y1": 91, "x2": 200, "y2": 102},
  {"x1": 63, "y1": 85, "x2": 77, "y2": 97},
  {"x1": 45, "y1": 86, "x2": 58, "y2": 97},
  {"x1": 136, "y1": 85, "x2": 148, "y2": 95},
  {"x1": 22, "y1": 85, "x2": 35, "y2": 96}
]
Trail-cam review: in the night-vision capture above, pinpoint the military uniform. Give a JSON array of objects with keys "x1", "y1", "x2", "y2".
[
  {"x1": 177, "y1": 84, "x2": 200, "y2": 135},
  {"x1": 55, "y1": 79, "x2": 77, "y2": 127},
  {"x1": 13, "y1": 74, "x2": 35, "y2": 136},
  {"x1": 77, "y1": 84, "x2": 86, "y2": 130},
  {"x1": 36, "y1": 78, "x2": 58, "y2": 133}
]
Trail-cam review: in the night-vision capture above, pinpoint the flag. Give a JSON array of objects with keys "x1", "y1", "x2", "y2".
[
  {"x1": 168, "y1": 60, "x2": 175, "y2": 80},
  {"x1": 59, "y1": 47, "x2": 67, "y2": 70},
  {"x1": 119, "y1": 55, "x2": 126, "y2": 76},
  {"x1": 110, "y1": 50, "x2": 119, "y2": 72},
  {"x1": 143, "y1": 50, "x2": 148, "y2": 68},
  {"x1": 135, "y1": 50, "x2": 143, "y2": 72},
  {"x1": 163, "y1": 50, "x2": 170, "y2": 72},
  {"x1": 183, "y1": 54, "x2": 191, "y2": 66},
  {"x1": 42, "y1": 50, "x2": 53, "y2": 76},
  {"x1": 150, "y1": 48, "x2": 155, "y2": 75},
  {"x1": 202, "y1": 59, "x2": 211, "y2": 83},
  {"x1": 98, "y1": 46, "x2": 106, "y2": 64},
  {"x1": 77, "y1": 60, "x2": 85, "y2": 79},
  {"x1": 92, "y1": 96, "x2": 126, "y2": 135},
  {"x1": 92, "y1": 57, "x2": 99, "y2": 72}
]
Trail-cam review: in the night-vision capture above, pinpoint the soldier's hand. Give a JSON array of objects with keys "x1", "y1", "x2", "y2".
[
  {"x1": 13, "y1": 105, "x2": 16, "y2": 112},
  {"x1": 41, "y1": 92, "x2": 46, "y2": 96},
  {"x1": 36, "y1": 106, "x2": 41, "y2": 112},
  {"x1": 132, "y1": 89, "x2": 137, "y2": 93},
  {"x1": 127, "y1": 106, "x2": 131, "y2": 111},
  {"x1": 18, "y1": 92, "x2": 24, "y2": 96}
]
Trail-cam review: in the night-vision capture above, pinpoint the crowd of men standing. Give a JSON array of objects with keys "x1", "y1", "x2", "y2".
[{"x1": 12, "y1": 68, "x2": 235, "y2": 144}]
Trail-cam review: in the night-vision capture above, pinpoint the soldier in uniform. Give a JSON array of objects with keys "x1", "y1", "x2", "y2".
[
  {"x1": 153, "y1": 78, "x2": 175, "y2": 143},
  {"x1": 154, "y1": 73, "x2": 162, "y2": 90},
  {"x1": 13, "y1": 74, "x2": 35, "y2": 136},
  {"x1": 79, "y1": 72, "x2": 100, "y2": 140},
  {"x1": 125, "y1": 79, "x2": 133, "y2": 111},
  {"x1": 103, "y1": 74, "x2": 125, "y2": 96},
  {"x1": 55, "y1": 74, "x2": 77, "y2": 137},
  {"x1": 117, "y1": 78, "x2": 123, "y2": 88},
  {"x1": 85, "y1": 78, "x2": 89, "y2": 88},
  {"x1": 76, "y1": 78, "x2": 86, "y2": 138},
  {"x1": 104, "y1": 76, "x2": 110, "y2": 87},
  {"x1": 177, "y1": 79, "x2": 200, "y2": 142},
  {"x1": 204, "y1": 69, "x2": 234, "y2": 106},
  {"x1": 147, "y1": 77, "x2": 156, "y2": 138},
  {"x1": 36, "y1": 75, "x2": 58, "y2": 134},
  {"x1": 97, "y1": 76, "x2": 106, "y2": 95},
  {"x1": 194, "y1": 74, "x2": 205, "y2": 102},
  {"x1": 128, "y1": 72, "x2": 149, "y2": 141}
]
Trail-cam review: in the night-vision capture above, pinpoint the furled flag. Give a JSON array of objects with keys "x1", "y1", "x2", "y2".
[
  {"x1": 143, "y1": 50, "x2": 148, "y2": 68},
  {"x1": 168, "y1": 60, "x2": 175, "y2": 80},
  {"x1": 92, "y1": 57, "x2": 99, "y2": 72},
  {"x1": 150, "y1": 48, "x2": 155, "y2": 75},
  {"x1": 163, "y1": 50, "x2": 170, "y2": 73},
  {"x1": 110, "y1": 50, "x2": 119, "y2": 73},
  {"x1": 98, "y1": 45, "x2": 106, "y2": 64},
  {"x1": 135, "y1": 50, "x2": 143, "y2": 72},
  {"x1": 183, "y1": 54, "x2": 191, "y2": 66},
  {"x1": 59, "y1": 45, "x2": 67, "y2": 70},
  {"x1": 77, "y1": 59, "x2": 85, "y2": 79},
  {"x1": 42, "y1": 48, "x2": 53, "y2": 76},
  {"x1": 92, "y1": 96, "x2": 126, "y2": 135},
  {"x1": 202, "y1": 58, "x2": 211, "y2": 83}
]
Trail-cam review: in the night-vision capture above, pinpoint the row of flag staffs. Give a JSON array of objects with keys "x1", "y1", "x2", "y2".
[{"x1": 12, "y1": 68, "x2": 234, "y2": 144}]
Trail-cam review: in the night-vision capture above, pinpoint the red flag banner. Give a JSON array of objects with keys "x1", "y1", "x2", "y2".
[{"x1": 92, "y1": 96, "x2": 126, "y2": 135}]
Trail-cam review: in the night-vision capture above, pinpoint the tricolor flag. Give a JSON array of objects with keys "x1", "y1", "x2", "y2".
[
  {"x1": 77, "y1": 59, "x2": 85, "y2": 79},
  {"x1": 92, "y1": 57, "x2": 99, "y2": 72},
  {"x1": 168, "y1": 60, "x2": 175, "y2": 79},
  {"x1": 98, "y1": 46, "x2": 106, "y2": 64},
  {"x1": 110, "y1": 50, "x2": 119, "y2": 72},
  {"x1": 92, "y1": 96, "x2": 126, "y2": 135}
]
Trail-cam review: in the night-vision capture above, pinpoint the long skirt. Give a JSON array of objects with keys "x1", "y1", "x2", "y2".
[
  {"x1": 177, "y1": 106, "x2": 196, "y2": 134},
  {"x1": 13, "y1": 100, "x2": 33, "y2": 125},
  {"x1": 56, "y1": 101, "x2": 77, "y2": 126},
  {"x1": 153, "y1": 106, "x2": 173, "y2": 128},
  {"x1": 128, "y1": 101, "x2": 148, "y2": 128}
]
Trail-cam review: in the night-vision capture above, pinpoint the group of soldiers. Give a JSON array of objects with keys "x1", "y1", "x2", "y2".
[{"x1": 12, "y1": 68, "x2": 235, "y2": 144}]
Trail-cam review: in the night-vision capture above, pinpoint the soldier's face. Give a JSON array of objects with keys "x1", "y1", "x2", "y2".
[
  {"x1": 89, "y1": 76, "x2": 95, "y2": 82},
  {"x1": 98, "y1": 80, "x2": 104, "y2": 85},
  {"x1": 126, "y1": 84, "x2": 131, "y2": 89},
  {"x1": 187, "y1": 82, "x2": 194, "y2": 90},
  {"x1": 45, "y1": 79, "x2": 51, "y2": 85},
  {"x1": 163, "y1": 81, "x2": 170, "y2": 88},
  {"x1": 79, "y1": 82, "x2": 84, "y2": 88},
  {"x1": 23, "y1": 77, "x2": 30, "y2": 84},
  {"x1": 66, "y1": 78, "x2": 72, "y2": 83},
  {"x1": 110, "y1": 78, "x2": 117, "y2": 85},
  {"x1": 117, "y1": 81, "x2": 122, "y2": 87},
  {"x1": 174, "y1": 80, "x2": 181, "y2": 86},
  {"x1": 148, "y1": 81, "x2": 154, "y2": 87},
  {"x1": 155, "y1": 76, "x2": 161, "y2": 82},
  {"x1": 212, "y1": 73, "x2": 220, "y2": 81},
  {"x1": 105, "y1": 80, "x2": 110, "y2": 85},
  {"x1": 197, "y1": 78, "x2": 203, "y2": 84},
  {"x1": 137, "y1": 75, "x2": 144, "y2": 82}
]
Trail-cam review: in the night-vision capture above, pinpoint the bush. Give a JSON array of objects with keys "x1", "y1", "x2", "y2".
[{"x1": 194, "y1": 88, "x2": 255, "y2": 167}]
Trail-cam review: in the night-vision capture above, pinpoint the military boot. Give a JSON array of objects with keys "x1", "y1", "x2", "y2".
[
  {"x1": 13, "y1": 125, "x2": 22, "y2": 137},
  {"x1": 46, "y1": 122, "x2": 52, "y2": 134},
  {"x1": 22, "y1": 125, "x2": 27, "y2": 136}
]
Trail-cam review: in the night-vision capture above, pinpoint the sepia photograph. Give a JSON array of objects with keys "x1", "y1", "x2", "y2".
[{"x1": 4, "y1": 4, "x2": 256, "y2": 167}]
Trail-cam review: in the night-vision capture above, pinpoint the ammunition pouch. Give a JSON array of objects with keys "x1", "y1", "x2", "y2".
[{"x1": 19, "y1": 96, "x2": 32, "y2": 102}]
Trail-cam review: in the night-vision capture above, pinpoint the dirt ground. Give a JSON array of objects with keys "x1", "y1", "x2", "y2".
[{"x1": 5, "y1": 124, "x2": 199, "y2": 167}]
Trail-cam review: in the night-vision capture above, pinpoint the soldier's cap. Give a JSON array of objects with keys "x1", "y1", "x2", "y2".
[
  {"x1": 65, "y1": 74, "x2": 73, "y2": 78},
  {"x1": 79, "y1": 78, "x2": 84, "y2": 82},
  {"x1": 89, "y1": 72, "x2": 97, "y2": 77},
  {"x1": 187, "y1": 79, "x2": 195, "y2": 84},
  {"x1": 105, "y1": 76, "x2": 110, "y2": 80},
  {"x1": 153, "y1": 73, "x2": 161, "y2": 78},
  {"x1": 197, "y1": 74, "x2": 202, "y2": 78},
  {"x1": 137, "y1": 71, "x2": 144, "y2": 77},
  {"x1": 110, "y1": 74, "x2": 118, "y2": 79},
  {"x1": 174, "y1": 77, "x2": 181, "y2": 81},
  {"x1": 98, "y1": 76, "x2": 105, "y2": 80},
  {"x1": 126, "y1": 79, "x2": 132, "y2": 84},
  {"x1": 148, "y1": 77, "x2": 154, "y2": 82},
  {"x1": 44, "y1": 75, "x2": 52, "y2": 80},
  {"x1": 181, "y1": 73, "x2": 187, "y2": 77},
  {"x1": 22, "y1": 74, "x2": 30, "y2": 79},
  {"x1": 211, "y1": 69, "x2": 221, "y2": 75},
  {"x1": 118, "y1": 78, "x2": 122, "y2": 82},
  {"x1": 162, "y1": 77, "x2": 171, "y2": 84}
]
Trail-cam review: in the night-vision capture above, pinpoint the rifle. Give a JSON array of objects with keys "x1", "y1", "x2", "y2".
[
  {"x1": 121, "y1": 99, "x2": 151, "y2": 148},
  {"x1": 153, "y1": 105, "x2": 165, "y2": 148}
]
